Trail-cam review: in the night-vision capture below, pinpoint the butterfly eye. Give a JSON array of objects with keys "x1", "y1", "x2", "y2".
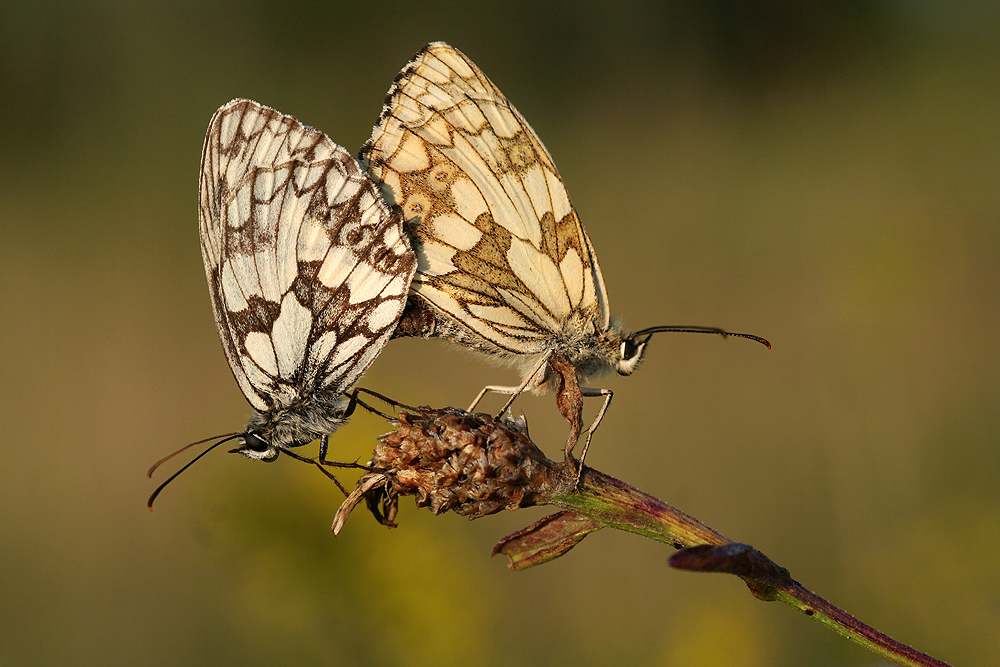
[
  {"x1": 229, "y1": 431, "x2": 279, "y2": 462},
  {"x1": 617, "y1": 337, "x2": 646, "y2": 376},
  {"x1": 243, "y1": 432, "x2": 270, "y2": 453}
]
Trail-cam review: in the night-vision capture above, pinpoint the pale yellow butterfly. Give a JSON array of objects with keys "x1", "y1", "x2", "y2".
[{"x1": 360, "y1": 43, "x2": 768, "y2": 465}]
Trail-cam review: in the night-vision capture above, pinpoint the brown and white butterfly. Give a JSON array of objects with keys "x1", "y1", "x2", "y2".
[
  {"x1": 360, "y1": 42, "x2": 768, "y2": 465},
  {"x1": 149, "y1": 99, "x2": 416, "y2": 505}
]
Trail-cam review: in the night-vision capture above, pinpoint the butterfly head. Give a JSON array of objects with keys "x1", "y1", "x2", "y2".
[
  {"x1": 616, "y1": 331, "x2": 652, "y2": 376},
  {"x1": 615, "y1": 325, "x2": 772, "y2": 377},
  {"x1": 234, "y1": 396, "x2": 351, "y2": 461}
]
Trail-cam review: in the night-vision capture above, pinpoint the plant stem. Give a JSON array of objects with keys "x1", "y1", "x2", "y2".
[{"x1": 542, "y1": 466, "x2": 951, "y2": 667}]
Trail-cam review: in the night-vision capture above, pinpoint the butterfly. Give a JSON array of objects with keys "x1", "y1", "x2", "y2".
[
  {"x1": 148, "y1": 99, "x2": 416, "y2": 505},
  {"x1": 359, "y1": 42, "x2": 768, "y2": 465}
]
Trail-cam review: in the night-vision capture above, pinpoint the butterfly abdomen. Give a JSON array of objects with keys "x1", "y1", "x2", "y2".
[{"x1": 391, "y1": 297, "x2": 438, "y2": 338}]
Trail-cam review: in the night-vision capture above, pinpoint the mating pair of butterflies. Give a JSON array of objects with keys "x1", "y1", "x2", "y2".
[{"x1": 164, "y1": 42, "x2": 767, "y2": 489}]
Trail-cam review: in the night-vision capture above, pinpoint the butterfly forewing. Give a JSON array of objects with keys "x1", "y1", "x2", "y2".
[
  {"x1": 200, "y1": 99, "x2": 416, "y2": 414},
  {"x1": 361, "y1": 42, "x2": 610, "y2": 358}
]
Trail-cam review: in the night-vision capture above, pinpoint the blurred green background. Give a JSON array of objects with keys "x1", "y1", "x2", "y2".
[{"x1": 2, "y1": 1, "x2": 997, "y2": 665}]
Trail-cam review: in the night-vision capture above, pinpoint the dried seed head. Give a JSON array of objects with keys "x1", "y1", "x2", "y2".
[{"x1": 333, "y1": 408, "x2": 566, "y2": 533}]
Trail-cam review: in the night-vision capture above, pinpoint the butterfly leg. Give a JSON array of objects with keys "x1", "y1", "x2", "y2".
[
  {"x1": 315, "y1": 388, "x2": 414, "y2": 471},
  {"x1": 468, "y1": 354, "x2": 550, "y2": 416},
  {"x1": 316, "y1": 433, "x2": 367, "y2": 471},
  {"x1": 279, "y1": 445, "x2": 350, "y2": 496},
  {"x1": 342, "y1": 390, "x2": 360, "y2": 418},
  {"x1": 318, "y1": 434, "x2": 331, "y2": 463},
  {"x1": 573, "y1": 387, "x2": 614, "y2": 486},
  {"x1": 342, "y1": 387, "x2": 411, "y2": 421},
  {"x1": 467, "y1": 384, "x2": 515, "y2": 412}
]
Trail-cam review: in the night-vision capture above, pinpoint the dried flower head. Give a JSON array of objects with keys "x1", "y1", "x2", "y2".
[{"x1": 333, "y1": 408, "x2": 573, "y2": 533}]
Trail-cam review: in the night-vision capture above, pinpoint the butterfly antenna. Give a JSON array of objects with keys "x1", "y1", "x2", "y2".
[
  {"x1": 632, "y1": 325, "x2": 771, "y2": 349},
  {"x1": 146, "y1": 433, "x2": 242, "y2": 510},
  {"x1": 147, "y1": 433, "x2": 238, "y2": 477}
]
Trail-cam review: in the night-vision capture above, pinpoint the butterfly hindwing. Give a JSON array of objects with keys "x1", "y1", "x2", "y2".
[
  {"x1": 361, "y1": 42, "x2": 610, "y2": 358},
  {"x1": 200, "y1": 99, "x2": 416, "y2": 413}
]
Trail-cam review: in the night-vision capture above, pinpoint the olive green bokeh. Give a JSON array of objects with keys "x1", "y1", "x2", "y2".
[{"x1": 1, "y1": 2, "x2": 997, "y2": 665}]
